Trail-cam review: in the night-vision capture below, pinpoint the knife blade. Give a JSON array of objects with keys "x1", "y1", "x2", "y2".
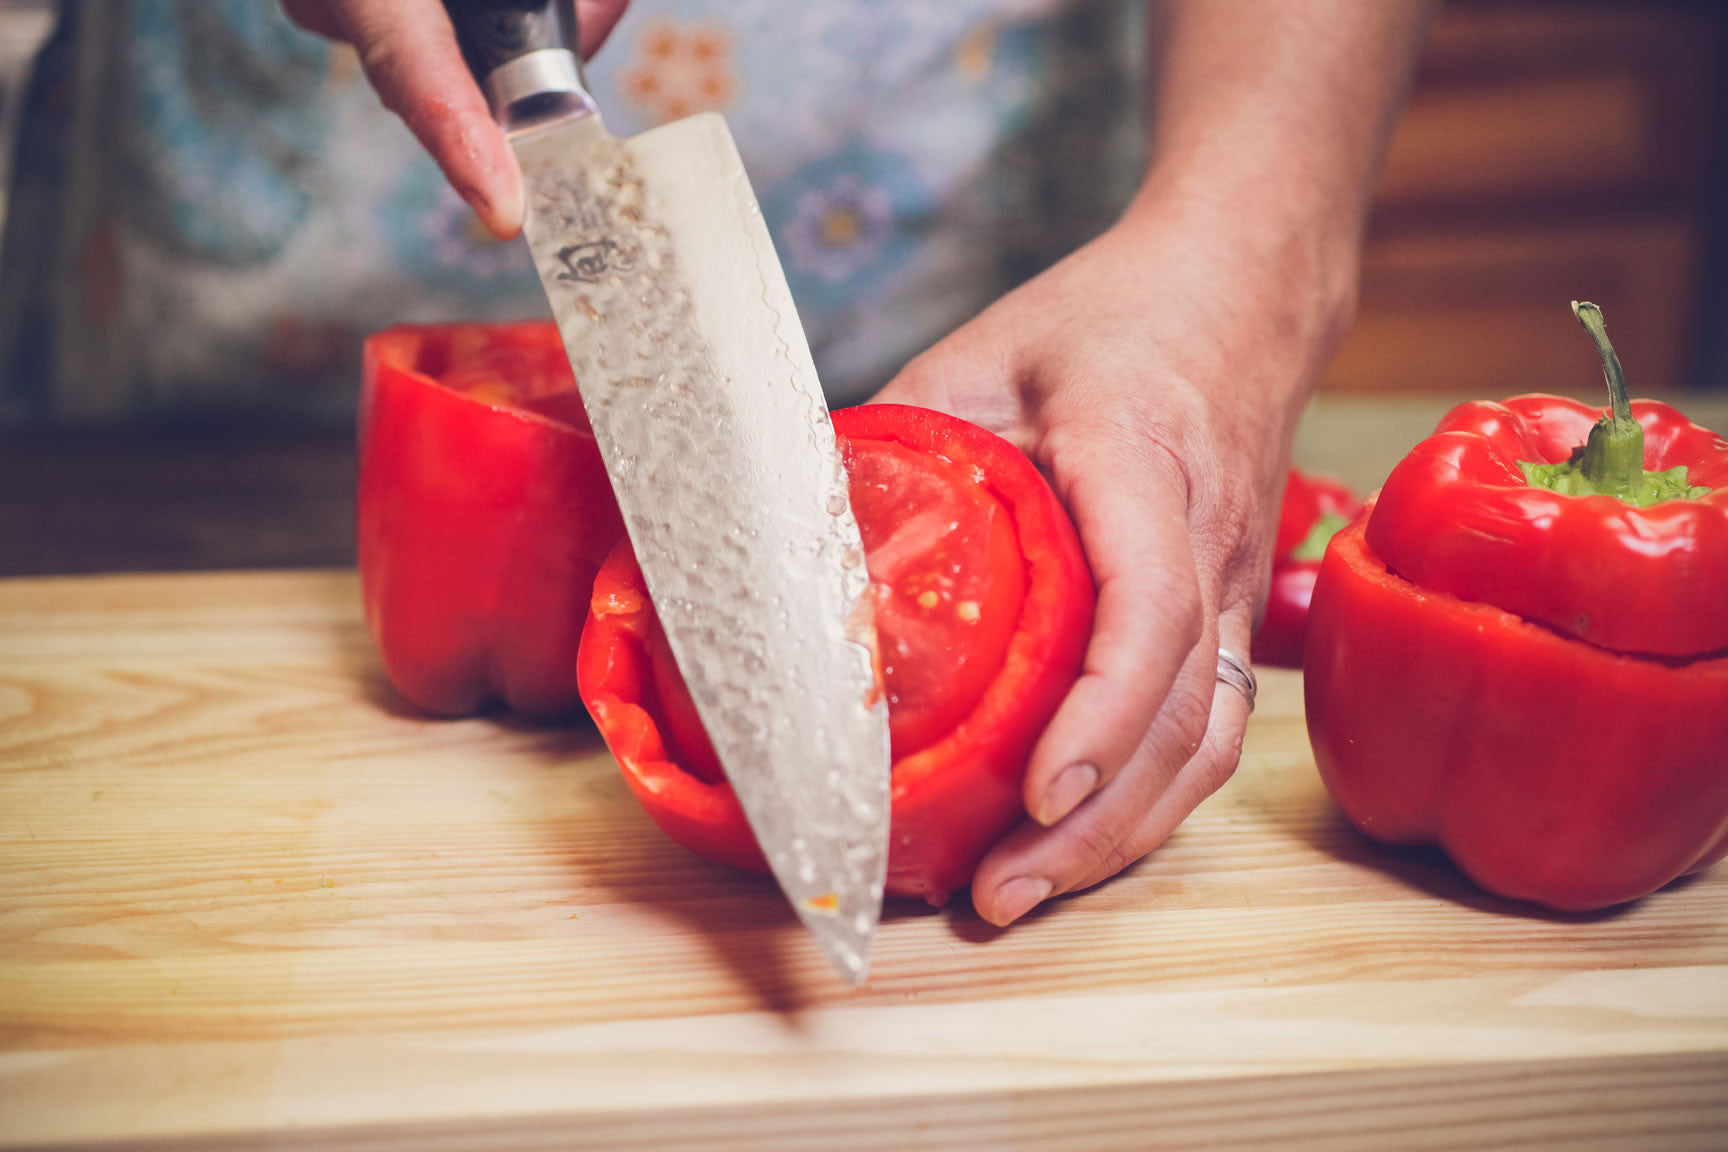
[{"x1": 443, "y1": 0, "x2": 893, "y2": 983}]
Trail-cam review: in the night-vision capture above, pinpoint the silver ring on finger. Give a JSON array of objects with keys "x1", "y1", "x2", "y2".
[{"x1": 1215, "y1": 647, "x2": 1257, "y2": 712}]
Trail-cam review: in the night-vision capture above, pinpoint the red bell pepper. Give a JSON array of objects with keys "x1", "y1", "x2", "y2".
[
  {"x1": 577, "y1": 404, "x2": 1095, "y2": 905},
  {"x1": 1306, "y1": 302, "x2": 1728, "y2": 910},
  {"x1": 1366, "y1": 409, "x2": 1728, "y2": 658},
  {"x1": 1252, "y1": 469, "x2": 1362, "y2": 668},
  {"x1": 359, "y1": 322, "x2": 623, "y2": 718}
]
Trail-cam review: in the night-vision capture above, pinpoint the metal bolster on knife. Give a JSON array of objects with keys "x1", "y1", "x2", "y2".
[{"x1": 444, "y1": 0, "x2": 597, "y2": 131}]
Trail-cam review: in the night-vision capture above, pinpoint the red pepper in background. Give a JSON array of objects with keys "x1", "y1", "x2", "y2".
[
  {"x1": 1306, "y1": 303, "x2": 1728, "y2": 910},
  {"x1": 578, "y1": 404, "x2": 1095, "y2": 905},
  {"x1": 1252, "y1": 469, "x2": 1362, "y2": 668},
  {"x1": 359, "y1": 322, "x2": 623, "y2": 718}
]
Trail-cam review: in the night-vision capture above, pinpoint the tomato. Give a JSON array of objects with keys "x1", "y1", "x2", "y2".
[
  {"x1": 845, "y1": 436, "x2": 1027, "y2": 756},
  {"x1": 646, "y1": 431, "x2": 1028, "y2": 781},
  {"x1": 579, "y1": 404, "x2": 1094, "y2": 904}
]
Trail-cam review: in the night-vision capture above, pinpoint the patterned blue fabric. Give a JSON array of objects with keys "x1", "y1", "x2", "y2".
[
  {"x1": 122, "y1": 0, "x2": 332, "y2": 263},
  {"x1": 762, "y1": 140, "x2": 934, "y2": 314},
  {"x1": 0, "y1": 0, "x2": 1143, "y2": 423}
]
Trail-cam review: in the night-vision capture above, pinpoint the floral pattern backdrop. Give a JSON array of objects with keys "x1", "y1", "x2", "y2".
[{"x1": 0, "y1": 0, "x2": 1144, "y2": 424}]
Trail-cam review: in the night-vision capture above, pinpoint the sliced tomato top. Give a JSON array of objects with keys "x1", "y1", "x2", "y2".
[
  {"x1": 844, "y1": 437, "x2": 1026, "y2": 758},
  {"x1": 645, "y1": 419, "x2": 1028, "y2": 772},
  {"x1": 580, "y1": 402, "x2": 1095, "y2": 905}
]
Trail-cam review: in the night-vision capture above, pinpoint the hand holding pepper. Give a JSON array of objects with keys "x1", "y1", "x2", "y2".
[
  {"x1": 868, "y1": 2, "x2": 1433, "y2": 924},
  {"x1": 871, "y1": 217, "x2": 1287, "y2": 924}
]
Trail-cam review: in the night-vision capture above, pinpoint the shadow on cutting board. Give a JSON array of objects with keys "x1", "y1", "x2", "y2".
[
  {"x1": 333, "y1": 636, "x2": 823, "y2": 1019},
  {"x1": 1237, "y1": 742, "x2": 1643, "y2": 926}
]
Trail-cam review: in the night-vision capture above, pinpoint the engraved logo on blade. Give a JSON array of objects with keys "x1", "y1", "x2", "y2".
[{"x1": 556, "y1": 239, "x2": 632, "y2": 284}]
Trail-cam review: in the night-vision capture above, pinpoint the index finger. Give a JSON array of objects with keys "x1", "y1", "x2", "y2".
[
  {"x1": 1022, "y1": 433, "x2": 1202, "y2": 826},
  {"x1": 309, "y1": 0, "x2": 524, "y2": 237}
]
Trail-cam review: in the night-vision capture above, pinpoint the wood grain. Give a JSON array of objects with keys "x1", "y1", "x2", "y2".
[{"x1": 2, "y1": 571, "x2": 1726, "y2": 1150}]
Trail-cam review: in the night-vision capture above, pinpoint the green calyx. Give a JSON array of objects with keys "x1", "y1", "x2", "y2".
[
  {"x1": 1517, "y1": 458, "x2": 1708, "y2": 507},
  {"x1": 1518, "y1": 301, "x2": 1712, "y2": 506},
  {"x1": 1291, "y1": 511, "x2": 1351, "y2": 562}
]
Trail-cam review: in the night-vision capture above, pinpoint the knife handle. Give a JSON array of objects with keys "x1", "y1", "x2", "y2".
[{"x1": 442, "y1": 0, "x2": 592, "y2": 129}]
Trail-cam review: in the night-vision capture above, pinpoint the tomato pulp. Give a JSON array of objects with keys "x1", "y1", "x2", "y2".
[{"x1": 579, "y1": 404, "x2": 1094, "y2": 904}]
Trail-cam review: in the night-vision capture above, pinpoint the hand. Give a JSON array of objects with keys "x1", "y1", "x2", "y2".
[
  {"x1": 872, "y1": 190, "x2": 1355, "y2": 926},
  {"x1": 283, "y1": 0, "x2": 631, "y2": 239}
]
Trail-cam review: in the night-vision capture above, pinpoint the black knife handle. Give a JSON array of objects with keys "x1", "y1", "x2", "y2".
[{"x1": 442, "y1": 0, "x2": 579, "y2": 83}]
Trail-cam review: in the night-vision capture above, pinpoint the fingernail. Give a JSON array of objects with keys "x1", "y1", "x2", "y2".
[
  {"x1": 990, "y1": 875, "x2": 1054, "y2": 925},
  {"x1": 492, "y1": 168, "x2": 524, "y2": 238},
  {"x1": 475, "y1": 180, "x2": 523, "y2": 241},
  {"x1": 1036, "y1": 761, "x2": 1099, "y2": 826},
  {"x1": 471, "y1": 154, "x2": 524, "y2": 241}
]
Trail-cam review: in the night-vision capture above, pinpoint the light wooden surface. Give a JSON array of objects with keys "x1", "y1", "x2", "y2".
[{"x1": 2, "y1": 571, "x2": 1726, "y2": 1151}]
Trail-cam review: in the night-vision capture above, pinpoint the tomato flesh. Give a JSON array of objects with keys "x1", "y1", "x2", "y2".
[
  {"x1": 846, "y1": 438, "x2": 1026, "y2": 757},
  {"x1": 650, "y1": 431, "x2": 1027, "y2": 768}
]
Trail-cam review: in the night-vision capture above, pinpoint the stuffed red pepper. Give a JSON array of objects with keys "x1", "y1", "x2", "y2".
[
  {"x1": 578, "y1": 404, "x2": 1095, "y2": 905},
  {"x1": 1305, "y1": 303, "x2": 1728, "y2": 910}
]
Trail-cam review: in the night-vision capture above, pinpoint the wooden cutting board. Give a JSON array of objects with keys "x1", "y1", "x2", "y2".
[{"x1": 2, "y1": 571, "x2": 1725, "y2": 1151}]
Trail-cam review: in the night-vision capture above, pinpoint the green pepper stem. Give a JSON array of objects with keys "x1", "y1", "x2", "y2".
[{"x1": 1572, "y1": 300, "x2": 1643, "y2": 497}]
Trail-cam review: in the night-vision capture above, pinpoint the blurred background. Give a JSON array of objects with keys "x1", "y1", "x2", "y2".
[{"x1": 1, "y1": 0, "x2": 1725, "y2": 578}]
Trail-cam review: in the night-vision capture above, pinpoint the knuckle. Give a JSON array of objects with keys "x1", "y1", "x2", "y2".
[
  {"x1": 1033, "y1": 419, "x2": 1097, "y2": 484},
  {"x1": 1165, "y1": 681, "x2": 1216, "y2": 756},
  {"x1": 1062, "y1": 821, "x2": 1128, "y2": 889},
  {"x1": 1094, "y1": 840, "x2": 1142, "y2": 886},
  {"x1": 283, "y1": 0, "x2": 348, "y2": 42},
  {"x1": 892, "y1": 347, "x2": 944, "y2": 391},
  {"x1": 1176, "y1": 708, "x2": 1250, "y2": 809},
  {"x1": 281, "y1": 0, "x2": 315, "y2": 30},
  {"x1": 1128, "y1": 685, "x2": 1215, "y2": 793},
  {"x1": 1191, "y1": 743, "x2": 1241, "y2": 798},
  {"x1": 352, "y1": 37, "x2": 427, "y2": 124}
]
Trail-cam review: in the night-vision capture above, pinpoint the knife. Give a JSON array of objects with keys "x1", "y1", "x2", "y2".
[{"x1": 442, "y1": 0, "x2": 893, "y2": 983}]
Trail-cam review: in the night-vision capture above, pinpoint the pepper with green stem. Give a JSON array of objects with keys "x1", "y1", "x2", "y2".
[
  {"x1": 1356, "y1": 301, "x2": 1728, "y2": 658},
  {"x1": 1303, "y1": 299, "x2": 1728, "y2": 911},
  {"x1": 1518, "y1": 302, "x2": 1710, "y2": 506}
]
